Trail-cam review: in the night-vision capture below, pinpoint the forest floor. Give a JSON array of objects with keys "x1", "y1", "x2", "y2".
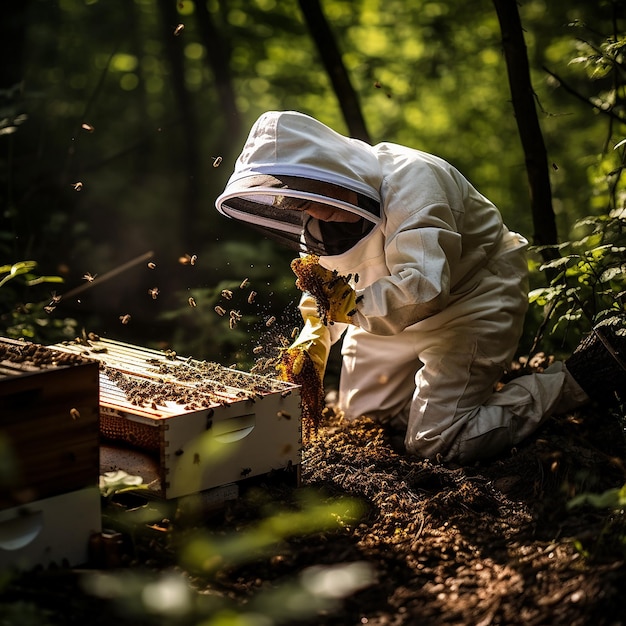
[{"x1": 2, "y1": 365, "x2": 626, "y2": 626}]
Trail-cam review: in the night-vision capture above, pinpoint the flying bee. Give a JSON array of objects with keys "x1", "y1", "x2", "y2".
[
  {"x1": 179, "y1": 253, "x2": 197, "y2": 265},
  {"x1": 147, "y1": 262, "x2": 156, "y2": 269},
  {"x1": 214, "y1": 305, "x2": 226, "y2": 316},
  {"x1": 70, "y1": 408, "x2": 80, "y2": 420},
  {"x1": 148, "y1": 287, "x2": 159, "y2": 299},
  {"x1": 188, "y1": 297, "x2": 197, "y2": 307},
  {"x1": 265, "y1": 315, "x2": 276, "y2": 327},
  {"x1": 119, "y1": 314, "x2": 131, "y2": 325},
  {"x1": 240, "y1": 467, "x2": 252, "y2": 477},
  {"x1": 221, "y1": 289, "x2": 233, "y2": 300},
  {"x1": 239, "y1": 277, "x2": 249, "y2": 289},
  {"x1": 81, "y1": 123, "x2": 95, "y2": 132},
  {"x1": 72, "y1": 182, "x2": 83, "y2": 191},
  {"x1": 50, "y1": 292, "x2": 62, "y2": 304},
  {"x1": 247, "y1": 290, "x2": 257, "y2": 304},
  {"x1": 277, "y1": 410, "x2": 292, "y2": 420},
  {"x1": 212, "y1": 156, "x2": 222, "y2": 168},
  {"x1": 173, "y1": 23, "x2": 184, "y2": 36},
  {"x1": 82, "y1": 272, "x2": 96, "y2": 282}
]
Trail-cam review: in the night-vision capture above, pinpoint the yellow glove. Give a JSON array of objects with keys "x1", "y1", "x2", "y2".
[
  {"x1": 277, "y1": 316, "x2": 331, "y2": 381},
  {"x1": 291, "y1": 255, "x2": 360, "y2": 325}
]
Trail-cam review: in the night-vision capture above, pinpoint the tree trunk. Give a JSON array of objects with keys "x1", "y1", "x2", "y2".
[
  {"x1": 194, "y1": 0, "x2": 241, "y2": 143},
  {"x1": 298, "y1": 0, "x2": 370, "y2": 143},
  {"x1": 156, "y1": 0, "x2": 201, "y2": 249},
  {"x1": 493, "y1": 0, "x2": 559, "y2": 257}
]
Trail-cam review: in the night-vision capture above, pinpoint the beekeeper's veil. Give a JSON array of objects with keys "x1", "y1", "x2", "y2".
[{"x1": 215, "y1": 111, "x2": 382, "y2": 256}]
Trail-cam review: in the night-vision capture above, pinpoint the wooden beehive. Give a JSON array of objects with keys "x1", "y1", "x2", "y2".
[
  {"x1": 52, "y1": 338, "x2": 302, "y2": 500},
  {"x1": 0, "y1": 338, "x2": 100, "y2": 511}
]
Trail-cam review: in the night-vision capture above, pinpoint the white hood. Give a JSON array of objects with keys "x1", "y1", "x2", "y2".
[{"x1": 215, "y1": 111, "x2": 382, "y2": 255}]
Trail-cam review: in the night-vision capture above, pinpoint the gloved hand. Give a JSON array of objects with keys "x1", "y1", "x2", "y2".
[
  {"x1": 277, "y1": 315, "x2": 331, "y2": 382},
  {"x1": 290, "y1": 255, "x2": 360, "y2": 325}
]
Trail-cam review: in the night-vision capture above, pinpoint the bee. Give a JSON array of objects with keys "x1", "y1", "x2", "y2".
[
  {"x1": 173, "y1": 23, "x2": 184, "y2": 36},
  {"x1": 174, "y1": 448, "x2": 184, "y2": 456},
  {"x1": 72, "y1": 182, "x2": 83, "y2": 191},
  {"x1": 374, "y1": 81, "x2": 382, "y2": 89},
  {"x1": 193, "y1": 453, "x2": 200, "y2": 465},
  {"x1": 214, "y1": 305, "x2": 226, "y2": 316},
  {"x1": 221, "y1": 289, "x2": 233, "y2": 300},
  {"x1": 119, "y1": 314, "x2": 131, "y2": 325},
  {"x1": 70, "y1": 408, "x2": 80, "y2": 420},
  {"x1": 253, "y1": 345, "x2": 264, "y2": 354},
  {"x1": 81, "y1": 123, "x2": 95, "y2": 132},
  {"x1": 178, "y1": 253, "x2": 195, "y2": 265},
  {"x1": 265, "y1": 315, "x2": 276, "y2": 327},
  {"x1": 239, "y1": 277, "x2": 249, "y2": 289},
  {"x1": 148, "y1": 287, "x2": 159, "y2": 299},
  {"x1": 50, "y1": 292, "x2": 62, "y2": 304},
  {"x1": 247, "y1": 290, "x2": 256, "y2": 304},
  {"x1": 147, "y1": 262, "x2": 156, "y2": 270},
  {"x1": 277, "y1": 410, "x2": 291, "y2": 420},
  {"x1": 212, "y1": 156, "x2": 222, "y2": 168},
  {"x1": 240, "y1": 467, "x2": 252, "y2": 477},
  {"x1": 188, "y1": 296, "x2": 197, "y2": 307}
]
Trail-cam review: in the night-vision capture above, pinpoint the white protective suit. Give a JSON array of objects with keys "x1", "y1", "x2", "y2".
[{"x1": 216, "y1": 110, "x2": 588, "y2": 463}]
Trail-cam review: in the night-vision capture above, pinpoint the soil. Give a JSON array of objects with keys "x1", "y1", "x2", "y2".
[{"x1": 2, "y1": 378, "x2": 626, "y2": 625}]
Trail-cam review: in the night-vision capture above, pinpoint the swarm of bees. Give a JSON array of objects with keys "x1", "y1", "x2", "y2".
[
  {"x1": 290, "y1": 254, "x2": 355, "y2": 325},
  {"x1": 277, "y1": 345, "x2": 323, "y2": 439}
]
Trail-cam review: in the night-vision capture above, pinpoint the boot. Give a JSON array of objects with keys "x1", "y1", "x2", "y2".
[{"x1": 565, "y1": 315, "x2": 626, "y2": 405}]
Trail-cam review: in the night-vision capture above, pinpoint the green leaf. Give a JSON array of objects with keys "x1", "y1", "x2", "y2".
[{"x1": 539, "y1": 256, "x2": 573, "y2": 272}]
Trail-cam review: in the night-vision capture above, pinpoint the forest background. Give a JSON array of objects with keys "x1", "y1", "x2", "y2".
[{"x1": 1, "y1": 0, "x2": 624, "y2": 374}]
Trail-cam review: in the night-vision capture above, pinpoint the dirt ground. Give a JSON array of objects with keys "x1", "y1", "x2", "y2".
[{"x1": 2, "y1": 377, "x2": 626, "y2": 625}]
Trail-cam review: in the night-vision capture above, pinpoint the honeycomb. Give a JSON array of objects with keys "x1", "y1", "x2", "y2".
[
  {"x1": 277, "y1": 346, "x2": 323, "y2": 440},
  {"x1": 290, "y1": 255, "x2": 353, "y2": 326}
]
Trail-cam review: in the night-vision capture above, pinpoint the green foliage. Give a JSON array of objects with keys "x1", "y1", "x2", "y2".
[
  {"x1": 569, "y1": 483, "x2": 626, "y2": 510},
  {"x1": 529, "y1": 210, "x2": 626, "y2": 345},
  {"x1": 85, "y1": 489, "x2": 370, "y2": 625},
  {"x1": 525, "y1": 11, "x2": 626, "y2": 351},
  {"x1": 0, "y1": 261, "x2": 78, "y2": 343}
]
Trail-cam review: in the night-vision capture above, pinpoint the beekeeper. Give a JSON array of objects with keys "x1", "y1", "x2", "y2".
[{"x1": 216, "y1": 110, "x2": 621, "y2": 464}]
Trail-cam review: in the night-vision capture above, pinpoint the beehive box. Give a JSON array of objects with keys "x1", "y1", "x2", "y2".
[
  {"x1": 0, "y1": 487, "x2": 101, "y2": 570},
  {"x1": 52, "y1": 338, "x2": 302, "y2": 500},
  {"x1": 0, "y1": 338, "x2": 100, "y2": 511}
]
